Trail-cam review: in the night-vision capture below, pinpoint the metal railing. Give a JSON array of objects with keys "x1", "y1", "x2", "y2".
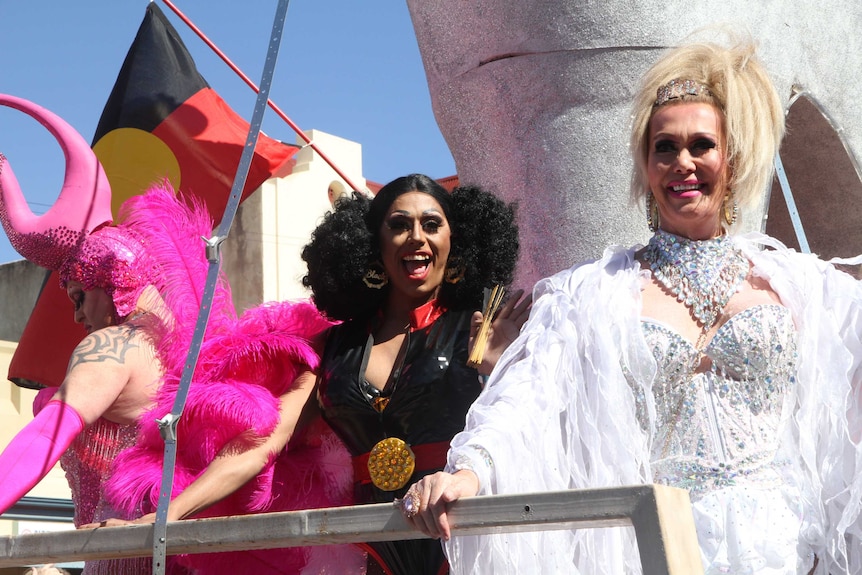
[
  {"x1": 3, "y1": 497, "x2": 74, "y2": 523},
  {"x1": 0, "y1": 484, "x2": 703, "y2": 575}
]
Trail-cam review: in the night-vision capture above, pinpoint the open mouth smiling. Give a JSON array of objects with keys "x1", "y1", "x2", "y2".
[
  {"x1": 403, "y1": 253, "x2": 432, "y2": 278},
  {"x1": 668, "y1": 181, "x2": 707, "y2": 197}
]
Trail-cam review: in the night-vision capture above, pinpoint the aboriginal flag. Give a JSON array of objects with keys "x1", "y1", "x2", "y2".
[
  {"x1": 9, "y1": 3, "x2": 298, "y2": 388},
  {"x1": 94, "y1": 2, "x2": 298, "y2": 218}
]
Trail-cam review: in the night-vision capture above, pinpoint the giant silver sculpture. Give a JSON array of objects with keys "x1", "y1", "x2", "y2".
[{"x1": 407, "y1": 1, "x2": 862, "y2": 286}]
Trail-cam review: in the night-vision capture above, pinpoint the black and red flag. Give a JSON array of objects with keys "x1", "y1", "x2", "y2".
[{"x1": 10, "y1": 3, "x2": 298, "y2": 388}]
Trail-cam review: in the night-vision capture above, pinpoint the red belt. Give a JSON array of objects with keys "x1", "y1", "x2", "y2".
[{"x1": 353, "y1": 441, "x2": 451, "y2": 486}]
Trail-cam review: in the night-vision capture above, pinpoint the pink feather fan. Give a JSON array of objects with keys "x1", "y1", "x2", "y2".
[{"x1": 104, "y1": 184, "x2": 361, "y2": 573}]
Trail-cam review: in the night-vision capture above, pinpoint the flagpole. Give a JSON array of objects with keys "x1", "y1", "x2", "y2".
[{"x1": 160, "y1": 0, "x2": 369, "y2": 195}]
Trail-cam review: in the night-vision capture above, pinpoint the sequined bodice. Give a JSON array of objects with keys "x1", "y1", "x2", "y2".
[
  {"x1": 640, "y1": 304, "x2": 798, "y2": 500},
  {"x1": 60, "y1": 418, "x2": 152, "y2": 575},
  {"x1": 61, "y1": 417, "x2": 138, "y2": 526}
]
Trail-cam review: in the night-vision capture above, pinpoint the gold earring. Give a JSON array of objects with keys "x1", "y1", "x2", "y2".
[
  {"x1": 362, "y1": 261, "x2": 388, "y2": 289},
  {"x1": 723, "y1": 191, "x2": 738, "y2": 226},
  {"x1": 647, "y1": 193, "x2": 660, "y2": 233},
  {"x1": 444, "y1": 258, "x2": 466, "y2": 284}
]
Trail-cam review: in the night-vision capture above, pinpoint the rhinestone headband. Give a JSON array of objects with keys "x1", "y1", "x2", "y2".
[{"x1": 653, "y1": 78, "x2": 713, "y2": 107}]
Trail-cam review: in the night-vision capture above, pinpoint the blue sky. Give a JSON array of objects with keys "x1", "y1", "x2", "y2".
[{"x1": 0, "y1": 0, "x2": 455, "y2": 264}]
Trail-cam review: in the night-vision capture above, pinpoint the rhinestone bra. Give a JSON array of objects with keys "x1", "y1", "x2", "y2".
[{"x1": 638, "y1": 304, "x2": 798, "y2": 500}]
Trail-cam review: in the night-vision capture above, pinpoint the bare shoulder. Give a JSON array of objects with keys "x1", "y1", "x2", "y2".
[
  {"x1": 67, "y1": 324, "x2": 151, "y2": 372},
  {"x1": 61, "y1": 324, "x2": 159, "y2": 424}
]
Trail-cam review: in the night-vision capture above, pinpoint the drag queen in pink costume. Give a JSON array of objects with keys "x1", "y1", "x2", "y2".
[
  {"x1": 99, "y1": 298, "x2": 365, "y2": 574},
  {"x1": 0, "y1": 94, "x2": 185, "y2": 574},
  {"x1": 0, "y1": 94, "x2": 363, "y2": 574}
]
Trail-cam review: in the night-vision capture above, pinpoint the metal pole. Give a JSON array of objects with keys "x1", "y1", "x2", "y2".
[
  {"x1": 773, "y1": 153, "x2": 811, "y2": 253},
  {"x1": 151, "y1": 1, "x2": 291, "y2": 572}
]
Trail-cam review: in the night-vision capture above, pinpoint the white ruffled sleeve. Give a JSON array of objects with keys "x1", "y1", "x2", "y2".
[
  {"x1": 743, "y1": 234, "x2": 862, "y2": 574},
  {"x1": 444, "y1": 245, "x2": 658, "y2": 574}
]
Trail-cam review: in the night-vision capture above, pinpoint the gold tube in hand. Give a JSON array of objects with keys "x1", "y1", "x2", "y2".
[{"x1": 467, "y1": 284, "x2": 505, "y2": 368}]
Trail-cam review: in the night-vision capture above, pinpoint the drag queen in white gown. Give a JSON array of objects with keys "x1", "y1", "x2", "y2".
[{"x1": 402, "y1": 37, "x2": 862, "y2": 574}]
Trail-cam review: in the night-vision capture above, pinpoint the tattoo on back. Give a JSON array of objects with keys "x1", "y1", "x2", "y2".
[{"x1": 67, "y1": 329, "x2": 141, "y2": 371}]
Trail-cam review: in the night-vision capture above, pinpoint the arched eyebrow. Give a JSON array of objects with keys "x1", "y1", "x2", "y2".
[
  {"x1": 388, "y1": 208, "x2": 444, "y2": 218},
  {"x1": 651, "y1": 130, "x2": 719, "y2": 142}
]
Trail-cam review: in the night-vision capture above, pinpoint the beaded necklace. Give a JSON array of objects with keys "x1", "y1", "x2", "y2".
[{"x1": 643, "y1": 229, "x2": 749, "y2": 330}]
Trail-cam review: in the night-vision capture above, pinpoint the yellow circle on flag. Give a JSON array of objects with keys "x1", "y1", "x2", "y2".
[{"x1": 93, "y1": 127, "x2": 181, "y2": 215}]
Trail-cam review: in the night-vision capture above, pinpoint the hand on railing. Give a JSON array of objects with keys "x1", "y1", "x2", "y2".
[
  {"x1": 79, "y1": 513, "x2": 156, "y2": 530},
  {"x1": 398, "y1": 469, "x2": 480, "y2": 541}
]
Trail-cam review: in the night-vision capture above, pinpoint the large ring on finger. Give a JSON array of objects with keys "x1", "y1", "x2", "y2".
[{"x1": 398, "y1": 490, "x2": 421, "y2": 519}]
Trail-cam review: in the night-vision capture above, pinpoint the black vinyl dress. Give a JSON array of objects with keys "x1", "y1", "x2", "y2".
[{"x1": 317, "y1": 301, "x2": 483, "y2": 575}]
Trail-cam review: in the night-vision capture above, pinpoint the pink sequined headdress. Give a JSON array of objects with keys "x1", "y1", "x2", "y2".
[
  {"x1": 0, "y1": 94, "x2": 155, "y2": 317},
  {"x1": 58, "y1": 225, "x2": 156, "y2": 318}
]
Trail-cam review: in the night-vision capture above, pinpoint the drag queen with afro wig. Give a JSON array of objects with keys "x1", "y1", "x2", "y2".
[{"x1": 302, "y1": 173, "x2": 527, "y2": 575}]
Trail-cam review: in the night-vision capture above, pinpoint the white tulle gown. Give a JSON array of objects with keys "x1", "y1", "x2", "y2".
[{"x1": 444, "y1": 234, "x2": 862, "y2": 575}]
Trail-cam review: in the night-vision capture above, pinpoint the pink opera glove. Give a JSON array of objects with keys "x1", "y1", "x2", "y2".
[
  {"x1": 32, "y1": 387, "x2": 57, "y2": 416},
  {"x1": 0, "y1": 400, "x2": 84, "y2": 514}
]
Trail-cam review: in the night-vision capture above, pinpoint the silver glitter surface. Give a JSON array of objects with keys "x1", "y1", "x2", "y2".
[{"x1": 407, "y1": 0, "x2": 862, "y2": 287}]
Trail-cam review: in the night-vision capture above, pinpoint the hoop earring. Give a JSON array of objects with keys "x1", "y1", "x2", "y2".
[
  {"x1": 646, "y1": 193, "x2": 660, "y2": 233},
  {"x1": 723, "y1": 191, "x2": 738, "y2": 226},
  {"x1": 362, "y1": 261, "x2": 388, "y2": 289},
  {"x1": 444, "y1": 258, "x2": 466, "y2": 284}
]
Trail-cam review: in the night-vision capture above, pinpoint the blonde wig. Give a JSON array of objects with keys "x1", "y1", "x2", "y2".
[{"x1": 629, "y1": 35, "x2": 785, "y2": 212}]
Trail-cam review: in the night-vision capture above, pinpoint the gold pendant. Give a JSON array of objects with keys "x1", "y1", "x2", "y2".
[
  {"x1": 372, "y1": 396, "x2": 390, "y2": 413},
  {"x1": 368, "y1": 437, "x2": 415, "y2": 491}
]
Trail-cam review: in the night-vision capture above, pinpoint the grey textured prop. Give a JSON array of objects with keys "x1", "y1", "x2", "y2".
[{"x1": 407, "y1": 1, "x2": 862, "y2": 286}]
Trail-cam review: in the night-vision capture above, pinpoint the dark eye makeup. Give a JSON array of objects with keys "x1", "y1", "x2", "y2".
[
  {"x1": 385, "y1": 215, "x2": 445, "y2": 234},
  {"x1": 653, "y1": 137, "x2": 717, "y2": 155},
  {"x1": 70, "y1": 290, "x2": 84, "y2": 311},
  {"x1": 385, "y1": 216, "x2": 412, "y2": 232},
  {"x1": 654, "y1": 139, "x2": 676, "y2": 153}
]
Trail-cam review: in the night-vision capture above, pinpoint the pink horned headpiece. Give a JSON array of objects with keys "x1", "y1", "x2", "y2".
[
  {"x1": 0, "y1": 93, "x2": 113, "y2": 271},
  {"x1": 0, "y1": 94, "x2": 157, "y2": 319}
]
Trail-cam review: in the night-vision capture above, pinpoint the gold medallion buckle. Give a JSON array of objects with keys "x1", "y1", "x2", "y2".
[{"x1": 368, "y1": 437, "x2": 415, "y2": 491}]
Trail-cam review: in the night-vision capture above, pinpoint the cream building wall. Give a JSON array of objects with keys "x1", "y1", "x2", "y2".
[{"x1": 223, "y1": 129, "x2": 367, "y2": 312}]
